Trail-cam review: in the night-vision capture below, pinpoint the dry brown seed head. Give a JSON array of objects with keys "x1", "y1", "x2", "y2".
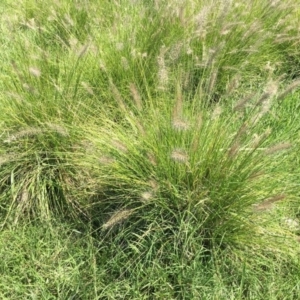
[
  {"x1": 251, "y1": 133, "x2": 262, "y2": 148},
  {"x1": 25, "y1": 18, "x2": 37, "y2": 30},
  {"x1": 235, "y1": 123, "x2": 248, "y2": 140},
  {"x1": 194, "y1": 5, "x2": 211, "y2": 34},
  {"x1": 226, "y1": 74, "x2": 241, "y2": 95},
  {"x1": 121, "y1": 57, "x2": 129, "y2": 70},
  {"x1": 147, "y1": 153, "x2": 157, "y2": 166},
  {"x1": 29, "y1": 67, "x2": 41, "y2": 77},
  {"x1": 149, "y1": 179, "x2": 159, "y2": 191},
  {"x1": 111, "y1": 139, "x2": 128, "y2": 152},
  {"x1": 0, "y1": 154, "x2": 14, "y2": 166},
  {"x1": 99, "y1": 156, "x2": 115, "y2": 165},
  {"x1": 110, "y1": 81, "x2": 127, "y2": 112},
  {"x1": 212, "y1": 105, "x2": 222, "y2": 120},
  {"x1": 4, "y1": 127, "x2": 44, "y2": 143},
  {"x1": 129, "y1": 83, "x2": 142, "y2": 111},
  {"x1": 256, "y1": 92, "x2": 272, "y2": 107},
  {"x1": 253, "y1": 194, "x2": 286, "y2": 212},
  {"x1": 228, "y1": 141, "x2": 240, "y2": 158},
  {"x1": 46, "y1": 123, "x2": 69, "y2": 137},
  {"x1": 265, "y1": 142, "x2": 292, "y2": 155},
  {"x1": 208, "y1": 70, "x2": 218, "y2": 94},
  {"x1": 77, "y1": 43, "x2": 89, "y2": 58},
  {"x1": 116, "y1": 42, "x2": 124, "y2": 51},
  {"x1": 134, "y1": 119, "x2": 145, "y2": 136},
  {"x1": 241, "y1": 21, "x2": 261, "y2": 41},
  {"x1": 169, "y1": 42, "x2": 182, "y2": 61},
  {"x1": 264, "y1": 127, "x2": 272, "y2": 137},
  {"x1": 171, "y1": 148, "x2": 188, "y2": 163},
  {"x1": 18, "y1": 189, "x2": 29, "y2": 203},
  {"x1": 64, "y1": 14, "x2": 74, "y2": 26},
  {"x1": 172, "y1": 85, "x2": 183, "y2": 119},
  {"x1": 157, "y1": 50, "x2": 169, "y2": 90},
  {"x1": 81, "y1": 81, "x2": 94, "y2": 95},
  {"x1": 172, "y1": 118, "x2": 190, "y2": 131},
  {"x1": 265, "y1": 80, "x2": 278, "y2": 96},
  {"x1": 248, "y1": 171, "x2": 264, "y2": 181},
  {"x1": 141, "y1": 191, "x2": 153, "y2": 202},
  {"x1": 277, "y1": 80, "x2": 300, "y2": 101},
  {"x1": 102, "y1": 209, "x2": 134, "y2": 230}
]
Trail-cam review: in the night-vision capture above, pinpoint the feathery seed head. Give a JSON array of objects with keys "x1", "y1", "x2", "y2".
[
  {"x1": 147, "y1": 153, "x2": 157, "y2": 166},
  {"x1": 64, "y1": 14, "x2": 74, "y2": 26},
  {"x1": 69, "y1": 37, "x2": 79, "y2": 49},
  {"x1": 99, "y1": 156, "x2": 115, "y2": 165},
  {"x1": 29, "y1": 67, "x2": 41, "y2": 77},
  {"x1": 0, "y1": 154, "x2": 14, "y2": 166},
  {"x1": 157, "y1": 46, "x2": 169, "y2": 90},
  {"x1": 46, "y1": 123, "x2": 69, "y2": 137},
  {"x1": 248, "y1": 171, "x2": 265, "y2": 181},
  {"x1": 228, "y1": 141, "x2": 240, "y2": 158},
  {"x1": 208, "y1": 70, "x2": 218, "y2": 94},
  {"x1": 77, "y1": 43, "x2": 89, "y2": 58},
  {"x1": 233, "y1": 93, "x2": 255, "y2": 111},
  {"x1": 172, "y1": 118, "x2": 190, "y2": 131},
  {"x1": 171, "y1": 148, "x2": 188, "y2": 163},
  {"x1": 116, "y1": 42, "x2": 124, "y2": 51},
  {"x1": 226, "y1": 74, "x2": 241, "y2": 95},
  {"x1": 141, "y1": 191, "x2": 153, "y2": 202},
  {"x1": 265, "y1": 142, "x2": 292, "y2": 155},
  {"x1": 212, "y1": 105, "x2": 222, "y2": 120},
  {"x1": 169, "y1": 42, "x2": 182, "y2": 61},
  {"x1": 110, "y1": 81, "x2": 127, "y2": 111},
  {"x1": 81, "y1": 81, "x2": 94, "y2": 95},
  {"x1": 111, "y1": 139, "x2": 128, "y2": 153},
  {"x1": 102, "y1": 209, "x2": 134, "y2": 230},
  {"x1": 135, "y1": 119, "x2": 145, "y2": 136},
  {"x1": 253, "y1": 194, "x2": 286, "y2": 212},
  {"x1": 265, "y1": 80, "x2": 278, "y2": 96},
  {"x1": 277, "y1": 80, "x2": 300, "y2": 101},
  {"x1": 194, "y1": 5, "x2": 210, "y2": 34},
  {"x1": 121, "y1": 57, "x2": 129, "y2": 70},
  {"x1": 251, "y1": 133, "x2": 262, "y2": 148},
  {"x1": 129, "y1": 83, "x2": 142, "y2": 111},
  {"x1": 149, "y1": 179, "x2": 159, "y2": 191},
  {"x1": 4, "y1": 127, "x2": 44, "y2": 143}
]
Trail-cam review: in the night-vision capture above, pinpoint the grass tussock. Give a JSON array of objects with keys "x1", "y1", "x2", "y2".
[{"x1": 1, "y1": 0, "x2": 300, "y2": 298}]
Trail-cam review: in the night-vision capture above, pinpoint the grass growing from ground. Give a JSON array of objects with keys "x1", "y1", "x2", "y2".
[{"x1": 1, "y1": 0, "x2": 300, "y2": 298}]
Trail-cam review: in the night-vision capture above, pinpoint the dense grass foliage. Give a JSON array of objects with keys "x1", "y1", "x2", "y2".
[{"x1": 1, "y1": 0, "x2": 300, "y2": 298}]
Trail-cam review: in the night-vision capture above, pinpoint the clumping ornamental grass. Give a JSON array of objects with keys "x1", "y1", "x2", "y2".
[{"x1": 0, "y1": 0, "x2": 300, "y2": 298}]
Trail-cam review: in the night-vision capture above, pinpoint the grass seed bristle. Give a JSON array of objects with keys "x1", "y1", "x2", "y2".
[
  {"x1": 102, "y1": 209, "x2": 134, "y2": 230},
  {"x1": 141, "y1": 191, "x2": 153, "y2": 202},
  {"x1": 111, "y1": 139, "x2": 128, "y2": 152},
  {"x1": 265, "y1": 142, "x2": 292, "y2": 155},
  {"x1": 277, "y1": 80, "x2": 300, "y2": 101},
  {"x1": 129, "y1": 83, "x2": 142, "y2": 111},
  {"x1": 4, "y1": 128, "x2": 44, "y2": 143},
  {"x1": 171, "y1": 149, "x2": 188, "y2": 163},
  {"x1": 172, "y1": 118, "x2": 190, "y2": 131},
  {"x1": 147, "y1": 153, "x2": 157, "y2": 166},
  {"x1": 253, "y1": 194, "x2": 286, "y2": 212},
  {"x1": 29, "y1": 67, "x2": 41, "y2": 77},
  {"x1": 46, "y1": 123, "x2": 69, "y2": 137},
  {"x1": 81, "y1": 81, "x2": 94, "y2": 95}
]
